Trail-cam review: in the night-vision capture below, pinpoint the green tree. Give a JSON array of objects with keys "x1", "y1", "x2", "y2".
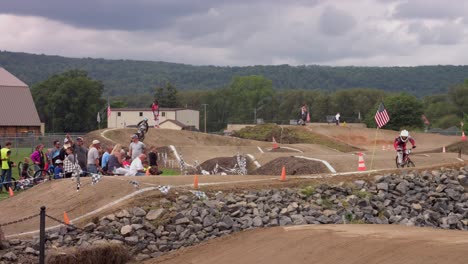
[
  {"x1": 31, "y1": 70, "x2": 104, "y2": 132},
  {"x1": 448, "y1": 81, "x2": 468, "y2": 117},
  {"x1": 154, "y1": 82, "x2": 179, "y2": 108}
]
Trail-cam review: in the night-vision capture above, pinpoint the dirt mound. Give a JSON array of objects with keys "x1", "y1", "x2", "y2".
[
  {"x1": 445, "y1": 141, "x2": 468, "y2": 155},
  {"x1": 198, "y1": 156, "x2": 251, "y2": 175},
  {"x1": 268, "y1": 147, "x2": 301, "y2": 153},
  {"x1": 252, "y1": 157, "x2": 328, "y2": 175}
]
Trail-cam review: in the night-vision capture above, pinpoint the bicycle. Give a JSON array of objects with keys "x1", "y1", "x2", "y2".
[
  {"x1": 16, "y1": 161, "x2": 52, "y2": 185},
  {"x1": 136, "y1": 117, "x2": 149, "y2": 141},
  {"x1": 395, "y1": 149, "x2": 415, "y2": 168}
]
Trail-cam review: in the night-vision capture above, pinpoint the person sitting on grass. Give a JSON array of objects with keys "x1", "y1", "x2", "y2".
[{"x1": 54, "y1": 159, "x2": 64, "y2": 179}]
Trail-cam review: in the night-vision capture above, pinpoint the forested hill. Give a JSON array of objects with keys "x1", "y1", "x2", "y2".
[{"x1": 1, "y1": 50, "x2": 467, "y2": 97}]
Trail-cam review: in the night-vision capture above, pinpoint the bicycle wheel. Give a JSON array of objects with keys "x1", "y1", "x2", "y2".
[
  {"x1": 395, "y1": 156, "x2": 401, "y2": 168},
  {"x1": 17, "y1": 162, "x2": 23, "y2": 178},
  {"x1": 33, "y1": 169, "x2": 51, "y2": 184},
  {"x1": 137, "y1": 120, "x2": 149, "y2": 133},
  {"x1": 27, "y1": 165, "x2": 39, "y2": 178},
  {"x1": 407, "y1": 160, "x2": 415, "y2": 167}
]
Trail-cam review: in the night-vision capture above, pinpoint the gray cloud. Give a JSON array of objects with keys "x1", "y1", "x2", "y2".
[
  {"x1": 318, "y1": 6, "x2": 356, "y2": 36},
  {"x1": 407, "y1": 22, "x2": 463, "y2": 45},
  {"x1": 393, "y1": 0, "x2": 466, "y2": 20}
]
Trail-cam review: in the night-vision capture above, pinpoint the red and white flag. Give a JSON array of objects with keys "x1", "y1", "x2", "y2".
[{"x1": 375, "y1": 102, "x2": 390, "y2": 128}]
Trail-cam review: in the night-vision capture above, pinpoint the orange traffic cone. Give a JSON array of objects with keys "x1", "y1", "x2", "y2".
[
  {"x1": 194, "y1": 175, "x2": 199, "y2": 189},
  {"x1": 280, "y1": 166, "x2": 286, "y2": 181},
  {"x1": 462, "y1": 132, "x2": 466, "y2": 141},
  {"x1": 63, "y1": 211, "x2": 70, "y2": 225},
  {"x1": 272, "y1": 137, "x2": 279, "y2": 149},
  {"x1": 357, "y1": 153, "x2": 366, "y2": 171},
  {"x1": 8, "y1": 187, "x2": 14, "y2": 197}
]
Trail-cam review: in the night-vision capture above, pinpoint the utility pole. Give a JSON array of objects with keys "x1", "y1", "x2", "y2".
[
  {"x1": 254, "y1": 108, "x2": 256, "y2": 124},
  {"x1": 202, "y1": 104, "x2": 208, "y2": 133}
]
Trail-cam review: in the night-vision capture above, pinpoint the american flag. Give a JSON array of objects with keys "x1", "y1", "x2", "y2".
[
  {"x1": 107, "y1": 101, "x2": 111, "y2": 118},
  {"x1": 375, "y1": 102, "x2": 390, "y2": 128}
]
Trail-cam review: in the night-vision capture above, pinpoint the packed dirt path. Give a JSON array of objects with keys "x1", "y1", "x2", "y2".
[{"x1": 147, "y1": 225, "x2": 468, "y2": 264}]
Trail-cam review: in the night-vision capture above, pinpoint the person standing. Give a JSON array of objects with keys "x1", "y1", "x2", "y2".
[
  {"x1": 148, "y1": 146, "x2": 158, "y2": 167},
  {"x1": 152, "y1": 99, "x2": 160, "y2": 128},
  {"x1": 129, "y1": 134, "x2": 145, "y2": 161},
  {"x1": 335, "y1": 112, "x2": 340, "y2": 126},
  {"x1": 1, "y1": 142, "x2": 13, "y2": 191},
  {"x1": 87, "y1": 140, "x2": 101, "y2": 174},
  {"x1": 30, "y1": 144, "x2": 46, "y2": 170},
  {"x1": 74, "y1": 137, "x2": 88, "y2": 173},
  {"x1": 298, "y1": 104, "x2": 308, "y2": 126},
  {"x1": 101, "y1": 145, "x2": 113, "y2": 173}
]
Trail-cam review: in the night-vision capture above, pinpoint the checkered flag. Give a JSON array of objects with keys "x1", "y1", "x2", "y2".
[
  {"x1": 179, "y1": 154, "x2": 187, "y2": 175},
  {"x1": 236, "y1": 153, "x2": 247, "y2": 175},
  {"x1": 190, "y1": 190, "x2": 208, "y2": 200},
  {"x1": 129, "y1": 180, "x2": 140, "y2": 189},
  {"x1": 91, "y1": 173, "x2": 102, "y2": 185},
  {"x1": 157, "y1": 185, "x2": 171, "y2": 194},
  {"x1": 71, "y1": 174, "x2": 81, "y2": 191}
]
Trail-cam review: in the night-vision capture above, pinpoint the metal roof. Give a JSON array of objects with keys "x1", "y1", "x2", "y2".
[{"x1": 0, "y1": 68, "x2": 41, "y2": 126}]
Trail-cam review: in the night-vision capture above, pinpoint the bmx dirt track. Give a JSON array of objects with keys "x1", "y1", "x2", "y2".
[
  {"x1": 1, "y1": 125, "x2": 467, "y2": 263},
  {"x1": 147, "y1": 225, "x2": 468, "y2": 264}
]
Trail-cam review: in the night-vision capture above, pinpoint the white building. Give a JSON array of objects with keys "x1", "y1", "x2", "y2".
[{"x1": 108, "y1": 108, "x2": 199, "y2": 130}]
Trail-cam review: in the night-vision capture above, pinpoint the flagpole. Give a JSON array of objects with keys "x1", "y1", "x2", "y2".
[{"x1": 369, "y1": 127, "x2": 379, "y2": 172}]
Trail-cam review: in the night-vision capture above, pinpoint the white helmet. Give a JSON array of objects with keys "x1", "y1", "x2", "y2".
[
  {"x1": 400, "y1": 130, "x2": 409, "y2": 142},
  {"x1": 55, "y1": 159, "x2": 63, "y2": 164}
]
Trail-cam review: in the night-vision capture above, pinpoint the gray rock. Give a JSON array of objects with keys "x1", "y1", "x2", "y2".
[
  {"x1": 203, "y1": 215, "x2": 217, "y2": 227},
  {"x1": 271, "y1": 193, "x2": 282, "y2": 202},
  {"x1": 2, "y1": 252, "x2": 17, "y2": 261},
  {"x1": 133, "y1": 207, "x2": 147, "y2": 217},
  {"x1": 8, "y1": 239, "x2": 20, "y2": 246},
  {"x1": 120, "y1": 225, "x2": 133, "y2": 236},
  {"x1": 83, "y1": 223, "x2": 96, "y2": 232},
  {"x1": 146, "y1": 209, "x2": 165, "y2": 220},
  {"x1": 252, "y1": 216, "x2": 263, "y2": 227},
  {"x1": 354, "y1": 180, "x2": 366, "y2": 189},
  {"x1": 175, "y1": 217, "x2": 191, "y2": 225},
  {"x1": 125, "y1": 236, "x2": 139, "y2": 245},
  {"x1": 279, "y1": 216, "x2": 292, "y2": 226},
  {"x1": 291, "y1": 214, "x2": 307, "y2": 225},
  {"x1": 25, "y1": 247, "x2": 37, "y2": 255},
  {"x1": 395, "y1": 181, "x2": 409, "y2": 194},
  {"x1": 376, "y1": 182, "x2": 388, "y2": 191},
  {"x1": 116, "y1": 209, "x2": 131, "y2": 218}
]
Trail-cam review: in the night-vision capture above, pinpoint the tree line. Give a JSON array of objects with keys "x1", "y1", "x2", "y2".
[
  {"x1": 31, "y1": 70, "x2": 468, "y2": 133},
  {"x1": 3, "y1": 50, "x2": 468, "y2": 97}
]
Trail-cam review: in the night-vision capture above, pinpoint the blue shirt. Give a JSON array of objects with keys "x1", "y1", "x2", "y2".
[
  {"x1": 102, "y1": 152, "x2": 110, "y2": 168},
  {"x1": 54, "y1": 166, "x2": 63, "y2": 179}
]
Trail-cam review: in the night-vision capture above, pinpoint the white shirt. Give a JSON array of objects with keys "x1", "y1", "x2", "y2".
[
  {"x1": 127, "y1": 158, "x2": 143, "y2": 176},
  {"x1": 335, "y1": 113, "x2": 340, "y2": 120}
]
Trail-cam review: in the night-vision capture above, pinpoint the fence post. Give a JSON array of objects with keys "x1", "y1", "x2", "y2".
[{"x1": 39, "y1": 206, "x2": 46, "y2": 264}]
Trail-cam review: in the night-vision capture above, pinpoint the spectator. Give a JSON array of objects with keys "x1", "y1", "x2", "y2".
[
  {"x1": 152, "y1": 99, "x2": 160, "y2": 128},
  {"x1": 59, "y1": 135, "x2": 73, "y2": 161},
  {"x1": 50, "y1": 140, "x2": 62, "y2": 165},
  {"x1": 30, "y1": 144, "x2": 46, "y2": 170},
  {"x1": 126, "y1": 154, "x2": 147, "y2": 176},
  {"x1": 335, "y1": 112, "x2": 340, "y2": 126},
  {"x1": 74, "y1": 137, "x2": 88, "y2": 173},
  {"x1": 122, "y1": 155, "x2": 131, "y2": 168},
  {"x1": 87, "y1": 140, "x2": 101, "y2": 174},
  {"x1": 101, "y1": 145, "x2": 113, "y2": 173},
  {"x1": 54, "y1": 159, "x2": 64, "y2": 179},
  {"x1": 21, "y1": 157, "x2": 30, "y2": 179},
  {"x1": 63, "y1": 147, "x2": 80, "y2": 178},
  {"x1": 1, "y1": 142, "x2": 14, "y2": 191},
  {"x1": 129, "y1": 134, "x2": 145, "y2": 161},
  {"x1": 298, "y1": 104, "x2": 308, "y2": 126},
  {"x1": 148, "y1": 146, "x2": 158, "y2": 167},
  {"x1": 107, "y1": 144, "x2": 129, "y2": 175}
]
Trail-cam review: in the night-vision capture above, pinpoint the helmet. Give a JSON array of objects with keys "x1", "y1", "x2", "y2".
[
  {"x1": 400, "y1": 130, "x2": 409, "y2": 142},
  {"x1": 55, "y1": 159, "x2": 63, "y2": 164}
]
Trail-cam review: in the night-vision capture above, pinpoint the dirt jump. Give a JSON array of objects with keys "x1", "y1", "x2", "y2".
[{"x1": 1, "y1": 124, "x2": 466, "y2": 263}]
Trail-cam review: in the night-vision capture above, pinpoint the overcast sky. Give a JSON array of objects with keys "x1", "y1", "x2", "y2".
[{"x1": 1, "y1": 0, "x2": 468, "y2": 66}]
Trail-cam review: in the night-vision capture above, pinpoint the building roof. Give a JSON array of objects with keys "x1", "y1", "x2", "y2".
[
  {"x1": 0, "y1": 68, "x2": 41, "y2": 126},
  {"x1": 159, "y1": 119, "x2": 188, "y2": 128},
  {"x1": 112, "y1": 108, "x2": 196, "y2": 112},
  {"x1": 0, "y1": 67, "x2": 28, "y2": 87}
]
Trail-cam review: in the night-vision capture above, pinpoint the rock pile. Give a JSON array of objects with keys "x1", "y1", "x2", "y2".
[{"x1": 1, "y1": 166, "x2": 467, "y2": 263}]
